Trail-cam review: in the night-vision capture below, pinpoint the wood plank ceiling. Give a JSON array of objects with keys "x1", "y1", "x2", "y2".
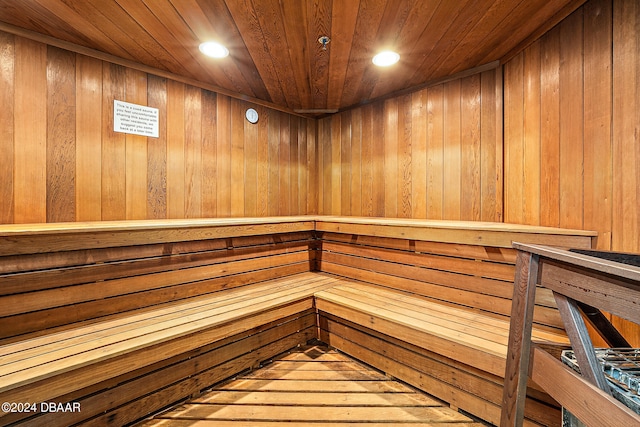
[{"x1": 0, "y1": 0, "x2": 585, "y2": 114}]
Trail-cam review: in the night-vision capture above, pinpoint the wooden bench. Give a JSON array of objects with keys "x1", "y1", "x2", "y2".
[
  {"x1": 0, "y1": 217, "x2": 331, "y2": 426},
  {"x1": 0, "y1": 216, "x2": 597, "y2": 427},
  {"x1": 312, "y1": 217, "x2": 596, "y2": 427}
]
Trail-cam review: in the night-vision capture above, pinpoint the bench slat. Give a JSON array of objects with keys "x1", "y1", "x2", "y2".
[
  {"x1": 315, "y1": 291, "x2": 506, "y2": 377},
  {"x1": 0, "y1": 251, "x2": 310, "y2": 317},
  {"x1": 0, "y1": 274, "x2": 339, "y2": 395},
  {"x1": 1, "y1": 274, "x2": 335, "y2": 363},
  {"x1": 322, "y1": 241, "x2": 516, "y2": 281},
  {"x1": 321, "y1": 285, "x2": 512, "y2": 345},
  {"x1": 0, "y1": 239, "x2": 311, "y2": 296}
]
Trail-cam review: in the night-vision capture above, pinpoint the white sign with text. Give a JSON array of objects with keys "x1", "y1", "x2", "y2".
[{"x1": 114, "y1": 100, "x2": 159, "y2": 138}]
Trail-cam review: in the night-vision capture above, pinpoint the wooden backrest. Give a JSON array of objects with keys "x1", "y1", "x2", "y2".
[
  {"x1": 0, "y1": 216, "x2": 596, "y2": 342},
  {"x1": 315, "y1": 217, "x2": 596, "y2": 333},
  {"x1": 0, "y1": 218, "x2": 316, "y2": 343}
]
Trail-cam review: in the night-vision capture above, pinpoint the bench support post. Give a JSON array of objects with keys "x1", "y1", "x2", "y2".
[{"x1": 500, "y1": 251, "x2": 539, "y2": 427}]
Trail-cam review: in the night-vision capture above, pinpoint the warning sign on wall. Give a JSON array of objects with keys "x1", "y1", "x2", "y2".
[{"x1": 114, "y1": 100, "x2": 159, "y2": 138}]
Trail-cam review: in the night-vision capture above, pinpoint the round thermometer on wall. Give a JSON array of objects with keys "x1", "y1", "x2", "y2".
[{"x1": 245, "y1": 108, "x2": 259, "y2": 124}]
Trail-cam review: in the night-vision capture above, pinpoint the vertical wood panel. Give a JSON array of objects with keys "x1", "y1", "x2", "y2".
[
  {"x1": 371, "y1": 103, "x2": 385, "y2": 216},
  {"x1": 383, "y1": 98, "x2": 398, "y2": 217},
  {"x1": 290, "y1": 117, "x2": 300, "y2": 214},
  {"x1": 299, "y1": 119, "x2": 309, "y2": 214},
  {"x1": 201, "y1": 90, "x2": 217, "y2": 217},
  {"x1": 230, "y1": 99, "x2": 244, "y2": 216},
  {"x1": 411, "y1": 89, "x2": 427, "y2": 219},
  {"x1": 268, "y1": 111, "x2": 280, "y2": 216},
  {"x1": 330, "y1": 114, "x2": 341, "y2": 215},
  {"x1": 101, "y1": 63, "x2": 126, "y2": 220},
  {"x1": 612, "y1": 0, "x2": 639, "y2": 253},
  {"x1": 460, "y1": 75, "x2": 481, "y2": 221},
  {"x1": 76, "y1": 55, "x2": 103, "y2": 221},
  {"x1": 216, "y1": 94, "x2": 231, "y2": 216},
  {"x1": 319, "y1": 118, "x2": 331, "y2": 214},
  {"x1": 257, "y1": 108, "x2": 269, "y2": 216},
  {"x1": 398, "y1": 94, "x2": 412, "y2": 218},
  {"x1": 146, "y1": 75, "x2": 167, "y2": 219},
  {"x1": 523, "y1": 43, "x2": 541, "y2": 225},
  {"x1": 306, "y1": 117, "x2": 317, "y2": 214},
  {"x1": 583, "y1": 0, "x2": 612, "y2": 250},
  {"x1": 361, "y1": 105, "x2": 374, "y2": 216},
  {"x1": 558, "y1": 9, "x2": 584, "y2": 230},
  {"x1": 340, "y1": 112, "x2": 351, "y2": 215},
  {"x1": 125, "y1": 68, "x2": 148, "y2": 220},
  {"x1": 166, "y1": 79, "x2": 185, "y2": 219},
  {"x1": 426, "y1": 85, "x2": 444, "y2": 219},
  {"x1": 0, "y1": 32, "x2": 14, "y2": 224},
  {"x1": 46, "y1": 47, "x2": 76, "y2": 222},
  {"x1": 504, "y1": 53, "x2": 524, "y2": 224},
  {"x1": 371, "y1": 102, "x2": 385, "y2": 217},
  {"x1": 279, "y1": 113, "x2": 291, "y2": 215},
  {"x1": 350, "y1": 108, "x2": 362, "y2": 216},
  {"x1": 480, "y1": 69, "x2": 500, "y2": 222},
  {"x1": 14, "y1": 37, "x2": 47, "y2": 223},
  {"x1": 539, "y1": 28, "x2": 561, "y2": 228},
  {"x1": 244, "y1": 104, "x2": 258, "y2": 217},
  {"x1": 184, "y1": 85, "x2": 202, "y2": 218},
  {"x1": 443, "y1": 80, "x2": 461, "y2": 220}
]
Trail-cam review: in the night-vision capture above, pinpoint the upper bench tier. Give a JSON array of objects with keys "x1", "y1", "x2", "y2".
[{"x1": 0, "y1": 216, "x2": 597, "y2": 256}]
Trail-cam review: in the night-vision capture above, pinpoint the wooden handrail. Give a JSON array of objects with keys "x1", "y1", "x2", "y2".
[{"x1": 501, "y1": 243, "x2": 640, "y2": 427}]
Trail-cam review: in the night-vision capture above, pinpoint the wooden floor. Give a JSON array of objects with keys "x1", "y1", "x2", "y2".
[{"x1": 137, "y1": 344, "x2": 486, "y2": 426}]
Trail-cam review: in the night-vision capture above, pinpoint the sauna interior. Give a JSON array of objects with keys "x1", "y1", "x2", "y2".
[{"x1": 0, "y1": 1, "x2": 639, "y2": 426}]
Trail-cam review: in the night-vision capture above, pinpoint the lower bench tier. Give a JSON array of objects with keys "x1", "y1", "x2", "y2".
[
  {"x1": 0, "y1": 272, "x2": 567, "y2": 427},
  {"x1": 1, "y1": 310, "x2": 318, "y2": 427},
  {"x1": 318, "y1": 311, "x2": 561, "y2": 427}
]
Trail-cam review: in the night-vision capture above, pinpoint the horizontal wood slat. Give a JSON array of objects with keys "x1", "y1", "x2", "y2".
[
  {"x1": 0, "y1": 217, "x2": 316, "y2": 256},
  {"x1": 315, "y1": 217, "x2": 595, "y2": 248}
]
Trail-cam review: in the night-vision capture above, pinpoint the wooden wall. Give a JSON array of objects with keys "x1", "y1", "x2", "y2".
[
  {"x1": 317, "y1": 69, "x2": 503, "y2": 221},
  {"x1": 504, "y1": 0, "x2": 638, "y2": 254},
  {"x1": 0, "y1": 31, "x2": 317, "y2": 223},
  {"x1": 503, "y1": 0, "x2": 639, "y2": 344}
]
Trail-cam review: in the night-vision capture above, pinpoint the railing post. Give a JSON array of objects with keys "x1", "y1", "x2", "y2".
[{"x1": 500, "y1": 250, "x2": 540, "y2": 427}]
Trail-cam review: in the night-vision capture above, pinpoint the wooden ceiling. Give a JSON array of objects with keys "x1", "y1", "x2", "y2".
[{"x1": 0, "y1": 0, "x2": 585, "y2": 114}]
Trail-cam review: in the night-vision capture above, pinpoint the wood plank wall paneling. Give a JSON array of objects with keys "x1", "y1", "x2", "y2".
[
  {"x1": 612, "y1": 0, "x2": 639, "y2": 254},
  {"x1": 504, "y1": 0, "x2": 629, "y2": 251},
  {"x1": 503, "y1": 0, "x2": 640, "y2": 345},
  {"x1": 0, "y1": 32, "x2": 14, "y2": 224},
  {"x1": 0, "y1": 30, "x2": 317, "y2": 223},
  {"x1": 76, "y1": 55, "x2": 104, "y2": 221},
  {"x1": 317, "y1": 68, "x2": 503, "y2": 221},
  {"x1": 14, "y1": 37, "x2": 47, "y2": 223}
]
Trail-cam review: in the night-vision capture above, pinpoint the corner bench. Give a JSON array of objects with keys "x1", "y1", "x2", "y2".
[
  {"x1": 313, "y1": 217, "x2": 596, "y2": 426},
  {"x1": 0, "y1": 216, "x2": 596, "y2": 427},
  {"x1": 0, "y1": 217, "x2": 324, "y2": 426}
]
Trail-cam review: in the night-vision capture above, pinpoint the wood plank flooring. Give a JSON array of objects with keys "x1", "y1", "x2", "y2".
[{"x1": 138, "y1": 344, "x2": 485, "y2": 426}]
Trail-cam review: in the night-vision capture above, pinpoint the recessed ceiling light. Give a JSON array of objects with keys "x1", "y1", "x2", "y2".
[
  {"x1": 372, "y1": 50, "x2": 400, "y2": 67},
  {"x1": 199, "y1": 41, "x2": 229, "y2": 58}
]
